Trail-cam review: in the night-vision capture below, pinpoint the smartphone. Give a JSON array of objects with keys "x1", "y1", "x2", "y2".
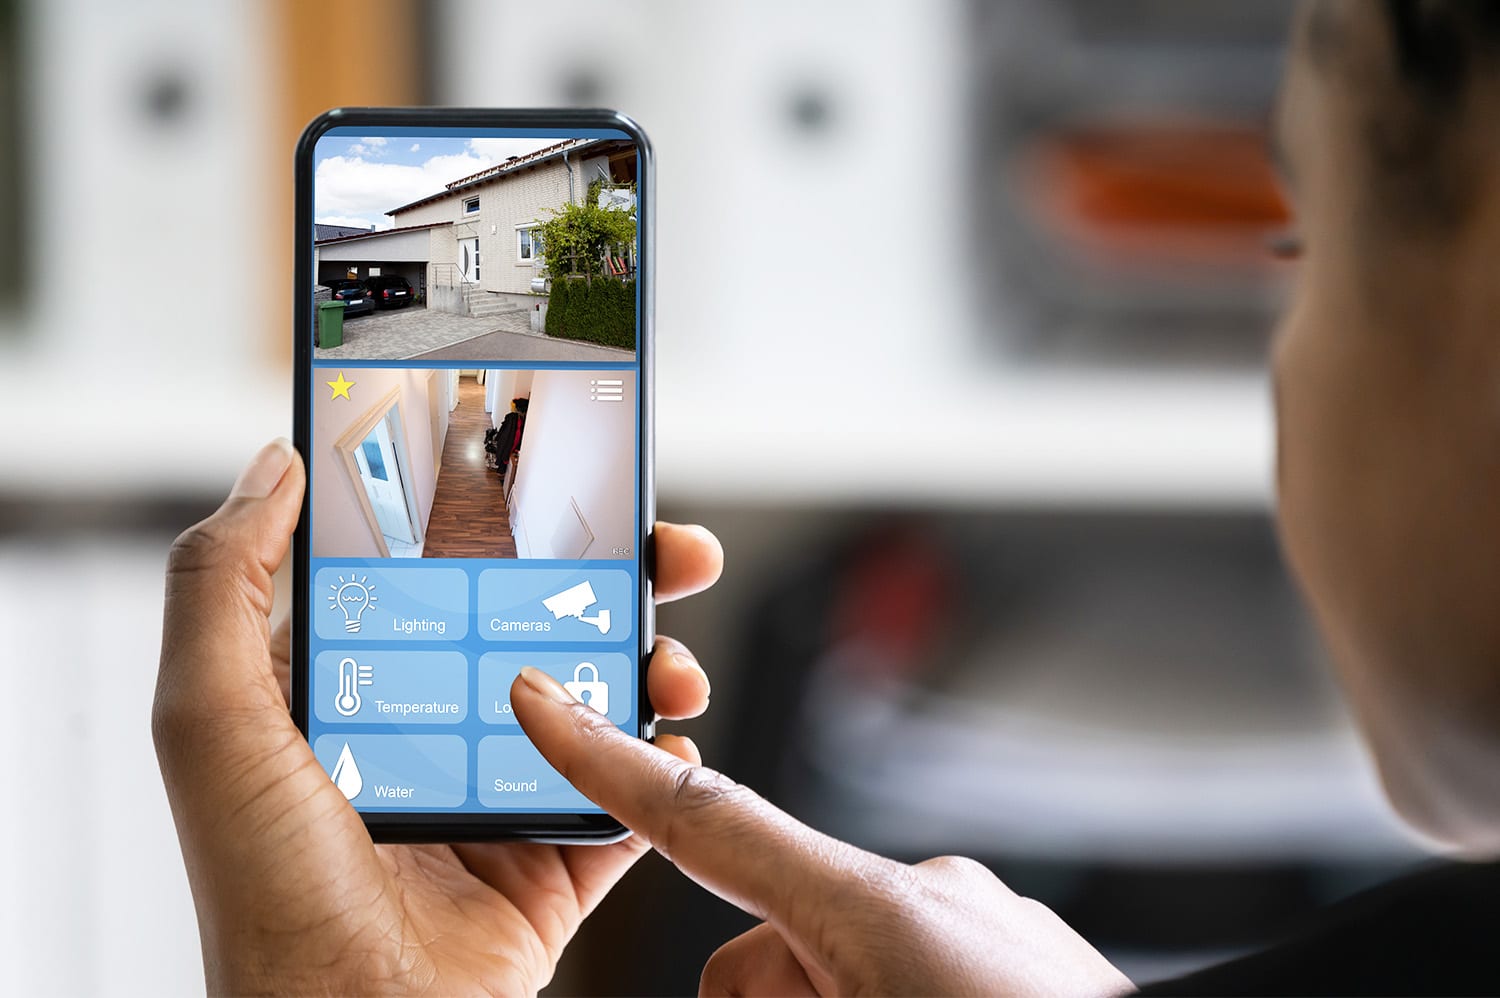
[{"x1": 292, "y1": 108, "x2": 653, "y2": 842}]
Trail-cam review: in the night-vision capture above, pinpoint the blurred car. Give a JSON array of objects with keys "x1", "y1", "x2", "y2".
[
  {"x1": 364, "y1": 275, "x2": 415, "y2": 309},
  {"x1": 326, "y1": 279, "x2": 373, "y2": 317}
]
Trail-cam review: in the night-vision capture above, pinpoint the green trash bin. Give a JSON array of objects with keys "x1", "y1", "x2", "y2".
[{"x1": 317, "y1": 301, "x2": 347, "y2": 348}]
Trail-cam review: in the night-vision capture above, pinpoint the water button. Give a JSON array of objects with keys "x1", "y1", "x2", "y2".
[{"x1": 313, "y1": 734, "x2": 466, "y2": 809}]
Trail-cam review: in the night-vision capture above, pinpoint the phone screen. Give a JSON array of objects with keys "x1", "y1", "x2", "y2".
[{"x1": 293, "y1": 112, "x2": 649, "y2": 837}]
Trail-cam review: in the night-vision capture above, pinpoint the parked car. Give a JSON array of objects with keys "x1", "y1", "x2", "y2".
[
  {"x1": 364, "y1": 274, "x2": 415, "y2": 309},
  {"x1": 326, "y1": 279, "x2": 374, "y2": 317}
]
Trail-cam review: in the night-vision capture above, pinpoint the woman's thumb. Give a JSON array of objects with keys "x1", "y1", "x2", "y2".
[{"x1": 155, "y1": 438, "x2": 304, "y2": 749}]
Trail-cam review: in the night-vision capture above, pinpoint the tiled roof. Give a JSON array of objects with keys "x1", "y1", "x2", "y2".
[
  {"x1": 388, "y1": 138, "x2": 603, "y2": 216},
  {"x1": 442, "y1": 138, "x2": 588, "y2": 190},
  {"x1": 314, "y1": 223, "x2": 373, "y2": 240}
]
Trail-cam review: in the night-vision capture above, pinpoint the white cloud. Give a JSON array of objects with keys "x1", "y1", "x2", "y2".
[
  {"x1": 409, "y1": 142, "x2": 421, "y2": 152},
  {"x1": 468, "y1": 137, "x2": 558, "y2": 163},
  {"x1": 316, "y1": 215, "x2": 378, "y2": 230},
  {"x1": 314, "y1": 151, "x2": 495, "y2": 229},
  {"x1": 315, "y1": 138, "x2": 572, "y2": 230},
  {"x1": 347, "y1": 135, "x2": 391, "y2": 158}
]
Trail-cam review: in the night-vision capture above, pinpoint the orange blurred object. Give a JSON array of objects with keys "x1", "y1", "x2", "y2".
[
  {"x1": 266, "y1": 0, "x2": 424, "y2": 366},
  {"x1": 1020, "y1": 122, "x2": 1291, "y2": 273}
]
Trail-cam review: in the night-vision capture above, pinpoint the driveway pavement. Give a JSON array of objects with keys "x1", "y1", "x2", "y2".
[{"x1": 314, "y1": 305, "x2": 634, "y2": 363}]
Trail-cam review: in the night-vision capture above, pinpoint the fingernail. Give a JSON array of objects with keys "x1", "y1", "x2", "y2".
[
  {"x1": 230, "y1": 438, "x2": 294, "y2": 499},
  {"x1": 673, "y1": 653, "x2": 711, "y2": 697},
  {"x1": 660, "y1": 734, "x2": 703, "y2": 767},
  {"x1": 519, "y1": 665, "x2": 576, "y2": 706}
]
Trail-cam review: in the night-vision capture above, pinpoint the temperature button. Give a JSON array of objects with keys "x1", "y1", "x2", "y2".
[{"x1": 313, "y1": 651, "x2": 468, "y2": 725}]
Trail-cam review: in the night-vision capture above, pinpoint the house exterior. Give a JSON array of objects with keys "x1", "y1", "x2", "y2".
[{"x1": 387, "y1": 137, "x2": 637, "y2": 313}]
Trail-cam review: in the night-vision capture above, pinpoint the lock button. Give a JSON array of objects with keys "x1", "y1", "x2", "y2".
[
  {"x1": 564, "y1": 662, "x2": 609, "y2": 715},
  {"x1": 477, "y1": 652, "x2": 633, "y2": 726}
]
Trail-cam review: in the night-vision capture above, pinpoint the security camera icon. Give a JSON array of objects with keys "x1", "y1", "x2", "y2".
[{"x1": 541, "y1": 581, "x2": 611, "y2": 634}]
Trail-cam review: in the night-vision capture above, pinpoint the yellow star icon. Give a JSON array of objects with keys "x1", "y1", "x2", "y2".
[{"x1": 327, "y1": 371, "x2": 355, "y2": 400}]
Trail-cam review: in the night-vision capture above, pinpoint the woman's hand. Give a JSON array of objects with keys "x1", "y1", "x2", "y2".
[
  {"x1": 153, "y1": 438, "x2": 723, "y2": 994},
  {"x1": 512, "y1": 668, "x2": 1135, "y2": 998}
]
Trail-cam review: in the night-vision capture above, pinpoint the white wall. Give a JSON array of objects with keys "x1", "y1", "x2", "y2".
[
  {"x1": 311, "y1": 368, "x2": 444, "y2": 557},
  {"x1": 428, "y1": 372, "x2": 452, "y2": 479},
  {"x1": 486, "y1": 369, "x2": 535, "y2": 428},
  {"x1": 389, "y1": 196, "x2": 454, "y2": 228},
  {"x1": 514, "y1": 370, "x2": 535, "y2": 410},
  {"x1": 579, "y1": 154, "x2": 611, "y2": 189},
  {"x1": 316, "y1": 226, "x2": 433, "y2": 262},
  {"x1": 511, "y1": 370, "x2": 636, "y2": 559}
]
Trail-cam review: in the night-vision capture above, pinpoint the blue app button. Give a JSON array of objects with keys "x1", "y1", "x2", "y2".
[
  {"x1": 477, "y1": 568, "x2": 633, "y2": 644},
  {"x1": 477, "y1": 735, "x2": 597, "y2": 811},
  {"x1": 314, "y1": 566, "x2": 468, "y2": 642},
  {"x1": 478, "y1": 652, "x2": 633, "y2": 726},
  {"x1": 314, "y1": 650, "x2": 469, "y2": 725},
  {"x1": 313, "y1": 733, "x2": 467, "y2": 809}
]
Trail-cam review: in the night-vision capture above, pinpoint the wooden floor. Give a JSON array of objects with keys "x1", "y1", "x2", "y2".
[{"x1": 422, "y1": 375, "x2": 518, "y2": 559}]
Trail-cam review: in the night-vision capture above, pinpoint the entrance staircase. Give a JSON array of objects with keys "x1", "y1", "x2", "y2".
[{"x1": 462, "y1": 285, "x2": 527, "y2": 320}]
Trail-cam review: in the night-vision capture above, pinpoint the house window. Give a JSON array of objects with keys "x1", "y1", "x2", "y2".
[
  {"x1": 517, "y1": 226, "x2": 541, "y2": 262},
  {"x1": 462, "y1": 196, "x2": 480, "y2": 214}
]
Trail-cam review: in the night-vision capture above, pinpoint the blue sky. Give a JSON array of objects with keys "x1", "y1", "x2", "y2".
[{"x1": 314, "y1": 134, "x2": 558, "y2": 230}]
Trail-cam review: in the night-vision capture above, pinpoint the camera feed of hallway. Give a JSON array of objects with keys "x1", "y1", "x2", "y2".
[
  {"x1": 421, "y1": 374, "x2": 518, "y2": 558},
  {"x1": 310, "y1": 366, "x2": 637, "y2": 562}
]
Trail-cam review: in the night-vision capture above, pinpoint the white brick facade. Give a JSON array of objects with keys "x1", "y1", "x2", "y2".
[{"x1": 392, "y1": 157, "x2": 582, "y2": 297}]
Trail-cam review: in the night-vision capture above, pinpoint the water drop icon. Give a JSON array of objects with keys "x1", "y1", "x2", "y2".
[{"x1": 330, "y1": 742, "x2": 363, "y2": 801}]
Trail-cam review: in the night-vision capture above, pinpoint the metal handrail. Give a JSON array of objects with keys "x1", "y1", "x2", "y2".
[{"x1": 431, "y1": 262, "x2": 475, "y2": 291}]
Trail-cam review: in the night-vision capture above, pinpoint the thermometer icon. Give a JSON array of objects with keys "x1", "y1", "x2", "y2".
[{"x1": 335, "y1": 657, "x2": 375, "y2": 716}]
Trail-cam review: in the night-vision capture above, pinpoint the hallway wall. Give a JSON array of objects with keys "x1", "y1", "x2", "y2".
[
  {"x1": 511, "y1": 370, "x2": 636, "y2": 559},
  {"x1": 485, "y1": 368, "x2": 535, "y2": 428}
]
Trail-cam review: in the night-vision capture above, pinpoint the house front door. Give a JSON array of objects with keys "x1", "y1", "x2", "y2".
[{"x1": 459, "y1": 237, "x2": 480, "y2": 283}]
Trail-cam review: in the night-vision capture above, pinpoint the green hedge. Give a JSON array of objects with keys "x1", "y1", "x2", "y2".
[{"x1": 545, "y1": 277, "x2": 635, "y2": 349}]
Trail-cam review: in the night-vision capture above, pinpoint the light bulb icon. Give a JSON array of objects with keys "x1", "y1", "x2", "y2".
[{"x1": 327, "y1": 573, "x2": 377, "y2": 632}]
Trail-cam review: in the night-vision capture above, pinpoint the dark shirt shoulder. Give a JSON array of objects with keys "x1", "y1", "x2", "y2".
[{"x1": 1135, "y1": 861, "x2": 1500, "y2": 996}]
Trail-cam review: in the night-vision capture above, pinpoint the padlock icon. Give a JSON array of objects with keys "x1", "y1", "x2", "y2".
[{"x1": 564, "y1": 662, "x2": 609, "y2": 715}]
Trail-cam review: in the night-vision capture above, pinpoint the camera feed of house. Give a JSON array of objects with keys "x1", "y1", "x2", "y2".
[
  {"x1": 313, "y1": 367, "x2": 636, "y2": 561},
  {"x1": 313, "y1": 131, "x2": 638, "y2": 363}
]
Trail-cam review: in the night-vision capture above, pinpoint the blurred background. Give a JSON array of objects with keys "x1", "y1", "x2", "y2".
[{"x1": 0, "y1": 0, "x2": 1435, "y2": 993}]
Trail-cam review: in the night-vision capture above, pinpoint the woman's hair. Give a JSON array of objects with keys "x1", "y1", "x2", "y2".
[
  {"x1": 1382, "y1": 0, "x2": 1500, "y2": 102},
  {"x1": 1305, "y1": 0, "x2": 1500, "y2": 233}
]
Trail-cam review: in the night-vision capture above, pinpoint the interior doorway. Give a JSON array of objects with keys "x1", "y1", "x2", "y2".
[{"x1": 335, "y1": 389, "x2": 425, "y2": 558}]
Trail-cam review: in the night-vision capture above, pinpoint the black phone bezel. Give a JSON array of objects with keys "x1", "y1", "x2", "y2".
[{"x1": 292, "y1": 107, "x2": 655, "y2": 843}]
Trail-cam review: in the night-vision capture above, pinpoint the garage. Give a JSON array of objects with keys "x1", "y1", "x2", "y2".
[{"x1": 314, "y1": 221, "x2": 452, "y2": 306}]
